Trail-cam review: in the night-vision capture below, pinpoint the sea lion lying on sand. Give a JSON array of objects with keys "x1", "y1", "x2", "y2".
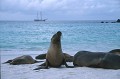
[
  {"x1": 109, "y1": 49, "x2": 120, "y2": 56},
  {"x1": 34, "y1": 31, "x2": 73, "y2": 70},
  {"x1": 4, "y1": 55, "x2": 37, "y2": 65},
  {"x1": 73, "y1": 51, "x2": 120, "y2": 69}
]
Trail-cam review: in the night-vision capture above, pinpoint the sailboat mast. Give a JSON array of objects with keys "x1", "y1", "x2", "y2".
[
  {"x1": 37, "y1": 12, "x2": 39, "y2": 19},
  {"x1": 34, "y1": 11, "x2": 46, "y2": 21},
  {"x1": 40, "y1": 12, "x2": 42, "y2": 20}
]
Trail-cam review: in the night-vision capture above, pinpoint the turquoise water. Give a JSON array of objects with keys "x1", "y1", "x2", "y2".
[{"x1": 0, "y1": 21, "x2": 120, "y2": 52}]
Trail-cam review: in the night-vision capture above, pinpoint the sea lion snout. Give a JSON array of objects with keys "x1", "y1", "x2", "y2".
[{"x1": 51, "y1": 31, "x2": 62, "y2": 44}]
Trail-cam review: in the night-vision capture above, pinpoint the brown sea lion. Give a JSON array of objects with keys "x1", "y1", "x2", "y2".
[
  {"x1": 35, "y1": 53, "x2": 73, "y2": 62},
  {"x1": 4, "y1": 55, "x2": 37, "y2": 65},
  {"x1": 73, "y1": 51, "x2": 120, "y2": 69},
  {"x1": 34, "y1": 31, "x2": 73, "y2": 70},
  {"x1": 73, "y1": 51, "x2": 106, "y2": 67},
  {"x1": 99, "y1": 53, "x2": 120, "y2": 69}
]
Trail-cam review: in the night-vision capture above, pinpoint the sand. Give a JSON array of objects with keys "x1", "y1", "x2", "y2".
[{"x1": 1, "y1": 51, "x2": 120, "y2": 79}]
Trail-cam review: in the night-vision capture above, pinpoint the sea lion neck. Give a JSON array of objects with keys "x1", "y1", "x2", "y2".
[{"x1": 49, "y1": 31, "x2": 63, "y2": 52}]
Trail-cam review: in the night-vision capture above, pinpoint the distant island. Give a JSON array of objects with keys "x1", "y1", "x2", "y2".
[
  {"x1": 101, "y1": 19, "x2": 120, "y2": 23},
  {"x1": 116, "y1": 19, "x2": 120, "y2": 23}
]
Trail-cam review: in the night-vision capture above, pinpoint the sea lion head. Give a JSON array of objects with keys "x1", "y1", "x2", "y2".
[{"x1": 51, "y1": 31, "x2": 62, "y2": 44}]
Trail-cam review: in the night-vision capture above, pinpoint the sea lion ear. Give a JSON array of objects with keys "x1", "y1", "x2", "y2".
[{"x1": 57, "y1": 31, "x2": 62, "y2": 36}]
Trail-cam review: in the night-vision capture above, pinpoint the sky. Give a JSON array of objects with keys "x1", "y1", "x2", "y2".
[{"x1": 0, "y1": 0, "x2": 120, "y2": 21}]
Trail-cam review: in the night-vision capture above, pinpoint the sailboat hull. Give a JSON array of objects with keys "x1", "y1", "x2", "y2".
[
  {"x1": 34, "y1": 12, "x2": 47, "y2": 22},
  {"x1": 34, "y1": 19, "x2": 46, "y2": 21}
]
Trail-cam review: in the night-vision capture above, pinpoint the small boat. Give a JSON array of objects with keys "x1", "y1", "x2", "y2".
[{"x1": 34, "y1": 12, "x2": 47, "y2": 21}]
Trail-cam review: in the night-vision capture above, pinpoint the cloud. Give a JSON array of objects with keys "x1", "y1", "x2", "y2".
[{"x1": 0, "y1": 0, "x2": 120, "y2": 20}]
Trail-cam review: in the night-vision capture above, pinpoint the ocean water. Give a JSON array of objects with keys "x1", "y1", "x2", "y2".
[{"x1": 0, "y1": 21, "x2": 120, "y2": 54}]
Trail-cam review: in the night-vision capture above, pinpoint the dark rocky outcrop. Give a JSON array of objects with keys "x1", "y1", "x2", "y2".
[{"x1": 116, "y1": 19, "x2": 120, "y2": 23}]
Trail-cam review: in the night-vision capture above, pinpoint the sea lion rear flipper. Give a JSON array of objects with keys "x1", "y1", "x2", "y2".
[
  {"x1": 33, "y1": 66, "x2": 49, "y2": 70},
  {"x1": 3, "y1": 60, "x2": 13, "y2": 64}
]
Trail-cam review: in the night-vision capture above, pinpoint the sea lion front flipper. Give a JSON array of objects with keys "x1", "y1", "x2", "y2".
[
  {"x1": 63, "y1": 60, "x2": 74, "y2": 68},
  {"x1": 33, "y1": 59, "x2": 49, "y2": 70}
]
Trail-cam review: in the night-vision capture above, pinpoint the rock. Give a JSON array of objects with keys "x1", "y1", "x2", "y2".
[
  {"x1": 101, "y1": 21, "x2": 104, "y2": 23},
  {"x1": 116, "y1": 19, "x2": 120, "y2": 23},
  {"x1": 111, "y1": 22, "x2": 116, "y2": 23}
]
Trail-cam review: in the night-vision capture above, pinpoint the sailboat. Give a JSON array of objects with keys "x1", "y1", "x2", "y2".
[{"x1": 34, "y1": 12, "x2": 47, "y2": 21}]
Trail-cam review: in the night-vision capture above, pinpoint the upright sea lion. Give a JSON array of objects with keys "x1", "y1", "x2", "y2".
[{"x1": 34, "y1": 31, "x2": 73, "y2": 70}]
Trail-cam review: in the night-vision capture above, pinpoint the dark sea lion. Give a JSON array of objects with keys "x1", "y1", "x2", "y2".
[
  {"x1": 4, "y1": 55, "x2": 37, "y2": 65},
  {"x1": 99, "y1": 53, "x2": 120, "y2": 69},
  {"x1": 34, "y1": 31, "x2": 73, "y2": 70},
  {"x1": 109, "y1": 49, "x2": 120, "y2": 56},
  {"x1": 63, "y1": 53, "x2": 73, "y2": 62},
  {"x1": 35, "y1": 53, "x2": 46, "y2": 59},
  {"x1": 73, "y1": 51, "x2": 120, "y2": 69},
  {"x1": 73, "y1": 51, "x2": 106, "y2": 67}
]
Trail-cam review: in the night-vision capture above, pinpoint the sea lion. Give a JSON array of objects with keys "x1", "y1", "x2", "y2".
[
  {"x1": 73, "y1": 51, "x2": 120, "y2": 69},
  {"x1": 109, "y1": 49, "x2": 120, "y2": 56},
  {"x1": 35, "y1": 53, "x2": 73, "y2": 62},
  {"x1": 4, "y1": 55, "x2": 37, "y2": 65},
  {"x1": 35, "y1": 53, "x2": 46, "y2": 59},
  {"x1": 73, "y1": 51, "x2": 106, "y2": 67},
  {"x1": 98, "y1": 53, "x2": 120, "y2": 69},
  {"x1": 34, "y1": 31, "x2": 73, "y2": 70}
]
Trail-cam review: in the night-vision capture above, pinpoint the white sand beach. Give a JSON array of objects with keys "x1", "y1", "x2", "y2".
[{"x1": 1, "y1": 51, "x2": 120, "y2": 79}]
